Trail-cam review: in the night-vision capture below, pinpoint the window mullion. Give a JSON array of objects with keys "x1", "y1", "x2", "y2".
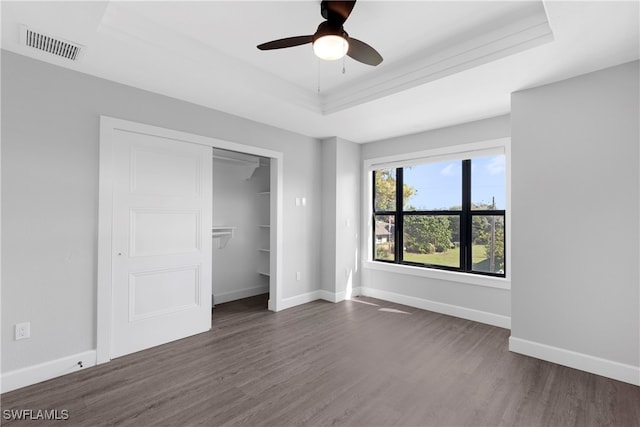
[
  {"x1": 396, "y1": 167, "x2": 404, "y2": 263},
  {"x1": 461, "y1": 160, "x2": 472, "y2": 272},
  {"x1": 372, "y1": 171, "x2": 376, "y2": 260}
]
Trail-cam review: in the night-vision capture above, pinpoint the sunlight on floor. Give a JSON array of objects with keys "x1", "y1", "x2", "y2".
[
  {"x1": 378, "y1": 307, "x2": 411, "y2": 315},
  {"x1": 350, "y1": 298, "x2": 411, "y2": 314},
  {"x1": 350, "y1": 298, "x2": 380, "y2": 307}
]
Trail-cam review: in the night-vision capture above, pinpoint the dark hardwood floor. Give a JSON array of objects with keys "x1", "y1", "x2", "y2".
[{"x1": 2, "y1": 295, "x2": 638, "y2": 426}]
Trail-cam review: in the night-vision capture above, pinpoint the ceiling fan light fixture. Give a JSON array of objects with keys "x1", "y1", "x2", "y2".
[
  {"x1": 257, "y1": 1, "x2": 382, "y2": 66},
  {"x1": 313, "y1": 35, "x2": 349, "y2": 61}
]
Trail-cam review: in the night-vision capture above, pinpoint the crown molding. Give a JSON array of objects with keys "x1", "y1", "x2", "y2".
[
  {"x1": 96, "y1": 3, "x2": 321, "y2": 114},
  {"x1": 321, "y1": 7, "x2": 553, "y2": 114}
]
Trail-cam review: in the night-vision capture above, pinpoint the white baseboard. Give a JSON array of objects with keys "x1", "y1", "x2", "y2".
[
  {"x1": 278, "y1": 286, "x2": 509, "y2": 330},
  {"x1": 1, "y1": 350, "x2": 97, "y2": 393},
  {"x1": 320, "y1": 289, "x2": 351, "y2": 303},
  {"x1": 350, "y1": 286, "x2": 362, "y2": 298},
  {"x1": 214, "y1": 285, "x2": 269, "y2": 305},
  {"x1": 509, "y1": 336, "x2": 640, "y2": 386},
  {"x1": 320, "y1": 286, "x2": 363, "y2": 303},
  {"x1": 280, "y1": 287, "x2": 363, "y2": 310},
  {"x1": 279, "y1": 290, "x2": 324, "y2": 311},
  {"x1": 318, "y1": 290, "x2": 338, "y2": 302},
  {"x1": 359, "y1": 287, "x2": 511, "y2": 329}
]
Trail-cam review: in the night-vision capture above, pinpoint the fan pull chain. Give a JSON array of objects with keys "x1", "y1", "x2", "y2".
[
  {"x1": 317, "y1": 58, "x2": 321, "y2": 93},
  {"x1": 341, "y1": 38, "x2": 347, "y2": 74}
]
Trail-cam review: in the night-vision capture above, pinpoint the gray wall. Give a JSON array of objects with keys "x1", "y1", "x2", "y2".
[
  {"x1": 335, "y1": 138, "x2": 361, "y2": 297},
  {"x1": 321, "y1": 137, "x2": 361, "y2": 298},
  {"x1": 321, "y1": 139, "x2": 337, "y2": 295},
  {"x1": 361, "y1": 115, "x2": 510, "y2": 159},
  {"x1": 1, "y1": 50, "x2": 322, "y2": 372},
  {"x1": 511, "y1": 60, "x2": 639, "y2": 367}
]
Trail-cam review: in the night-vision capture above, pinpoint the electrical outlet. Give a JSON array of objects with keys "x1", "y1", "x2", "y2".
[
  {"x1": 296, "y1": 271, "x2": 301, "y2": 281},
  {"x1": 15, "y1": 322, "x2": 30, "y2": 340}
]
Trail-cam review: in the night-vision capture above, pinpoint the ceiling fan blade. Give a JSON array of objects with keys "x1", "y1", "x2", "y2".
[
  {"x1": 347, "y1": 37, "x2": 383, "y2": 66},
  {"x1": 321, "y1": 1, "x2": 356, "y2": 26},
  {"x1": 257, "y1": 35, "x2": 313, "y2": 50}
]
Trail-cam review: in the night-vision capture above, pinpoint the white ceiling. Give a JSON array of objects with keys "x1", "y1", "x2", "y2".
[{"x1": 2, "y1": 1, "x2": 638, "y2": 143}]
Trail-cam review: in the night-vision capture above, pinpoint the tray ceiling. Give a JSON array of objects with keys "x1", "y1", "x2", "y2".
[{"x1": 2, "y1": 1, "x2": 638, "y2": 142}]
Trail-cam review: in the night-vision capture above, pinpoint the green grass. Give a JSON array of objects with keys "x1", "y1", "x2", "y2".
[
  {"x1": 403, "y1": 245, "x2": 488, "y2": 268},
  {"x1": 375, "y1": 244, "x2": 497, "y2": 272}
]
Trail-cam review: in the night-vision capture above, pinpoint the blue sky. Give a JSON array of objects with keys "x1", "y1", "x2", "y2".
[{"x1": 404, "y1": 155, "x2": 505, "y2": 210}]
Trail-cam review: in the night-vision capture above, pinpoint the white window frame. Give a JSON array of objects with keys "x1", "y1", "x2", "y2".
[{"x1": 362, "y1": 138, "x2": 511, "y2": 290}]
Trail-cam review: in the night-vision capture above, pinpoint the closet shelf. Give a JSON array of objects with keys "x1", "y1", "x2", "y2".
[
  {"x1": 212, "y1": 149, "x2": 260, "y2": 180},
  {"x1": 212, "y1": 226, "x2": 236, "y2": 249}
]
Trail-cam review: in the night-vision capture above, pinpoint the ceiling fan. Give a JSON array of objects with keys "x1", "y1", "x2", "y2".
[{"x1": 257, "y1": 0, "x2": 383, "y2": 66}]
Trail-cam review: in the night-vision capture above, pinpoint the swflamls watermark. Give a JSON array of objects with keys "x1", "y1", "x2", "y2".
[{"x1": 2, "y1": 409, "x2": 70, "y2": 421}]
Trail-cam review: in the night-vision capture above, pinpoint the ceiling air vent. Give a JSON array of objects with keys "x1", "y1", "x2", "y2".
[{"x1": 20, "y1": 25, "x2": 84, "y2": 61}]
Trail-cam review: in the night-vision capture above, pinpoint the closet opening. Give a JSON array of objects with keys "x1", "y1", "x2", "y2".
[{"x1": 211, "y1": 148, "x2": 272, "y2": 313}]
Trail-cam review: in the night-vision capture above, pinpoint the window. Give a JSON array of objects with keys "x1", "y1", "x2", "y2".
[{"x1": 373, "y1": 153, "x2": 506, "y2": 277}]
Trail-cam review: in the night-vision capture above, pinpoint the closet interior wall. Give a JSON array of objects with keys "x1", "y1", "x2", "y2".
[{"x1": 212, "y1": 152, "x2": 270, "y2": 305}]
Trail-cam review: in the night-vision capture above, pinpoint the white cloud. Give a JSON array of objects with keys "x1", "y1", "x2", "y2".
[
  {"x1": 486, "y1": 156, "x2": 505, "y2": 175},
  {"x1": 441, "y1": 162, "x2": 459, "y2": 176}
]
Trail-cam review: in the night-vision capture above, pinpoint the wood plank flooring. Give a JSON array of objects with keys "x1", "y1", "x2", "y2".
[{"x1": 2, "y1": 295, "x2": 638, "y2": 426}]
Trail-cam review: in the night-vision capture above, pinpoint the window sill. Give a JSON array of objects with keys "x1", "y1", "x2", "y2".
[{"x1": 363, "y1": 260, "x2": 511, "y2": 290}]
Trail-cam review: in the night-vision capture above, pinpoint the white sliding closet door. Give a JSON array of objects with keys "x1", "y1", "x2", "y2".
[{"x1": 110, "y1": 129, "x2": 212, "y2": 358}]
